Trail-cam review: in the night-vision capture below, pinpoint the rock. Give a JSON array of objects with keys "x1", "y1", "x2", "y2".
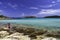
[
  {"x1": 4, "y1": 32, "x2": 31, "y2": 40},
  {"x1": 29, "y1": 34, "x2": 37, "y2": 39},
  {"x1": 0, "y1": 31, "x2": 9, "y2": 38},
  {"x1": 41, "y1": 37, "x2": 57, "y2": 40},
  {"x1": 0, "y1": 38, "x2": 18, "y2": 40}
]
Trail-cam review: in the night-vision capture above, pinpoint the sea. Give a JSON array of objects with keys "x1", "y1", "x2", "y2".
[{"x1": 0, "y1": 18, "x2": 60, "y2": 30}]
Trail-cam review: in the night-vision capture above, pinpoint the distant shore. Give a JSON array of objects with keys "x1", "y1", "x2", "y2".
[{"x1": 0, "y1": 15, "x2": 60, "y2": 20}]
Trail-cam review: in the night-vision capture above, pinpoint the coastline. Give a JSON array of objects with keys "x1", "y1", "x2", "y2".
[{"x1": 0, "y1": 24, "x2": 60, "y2": 40}]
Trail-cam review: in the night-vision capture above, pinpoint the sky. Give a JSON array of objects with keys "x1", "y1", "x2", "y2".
[{"x1": 0, "y1": 0, "x2": 60, "y2": 17}]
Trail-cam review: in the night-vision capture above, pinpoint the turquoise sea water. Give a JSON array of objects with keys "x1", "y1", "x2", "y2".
[{"x1": 0, "y1": 18, "x2": 60, "y2": 29}]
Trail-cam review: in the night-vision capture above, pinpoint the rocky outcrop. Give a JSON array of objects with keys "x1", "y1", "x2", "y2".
[
  {"x1": 0, "y1": 31, "x2": 9, "y2": 38},
  {"x1": 0, "y1": 32, "x2": 31, "y2": 40}
]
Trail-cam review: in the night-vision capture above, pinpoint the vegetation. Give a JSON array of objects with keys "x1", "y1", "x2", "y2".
[
  {"x1": 44, "y1": 15, "x2": 60, "y2": 18},
  {"x1": 0, "y1": 15, "x2": 10, "y2": 19},
  {"x1": 24, "y1": 16, "x2": 36, "y2": 18}
]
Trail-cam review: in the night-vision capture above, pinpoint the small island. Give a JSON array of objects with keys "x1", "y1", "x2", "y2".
[
  {"x1": 44, "y1": 15, "x2": 60, "y2": 18},
  {"x1": 23, "y1": 16, "x2": 36, "y2": 18}
]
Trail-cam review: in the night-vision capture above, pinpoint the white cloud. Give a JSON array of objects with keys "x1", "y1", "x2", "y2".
[
  {"x1": 38, "y1": 9, "x2": 60, "y2": 14},
  {"x1": 40, "y1": 1, "x2": 57, "y2": 8},
  {"x1": 0, "y1": 10, "x2": 3, "y2": 12},
  {"x1": 0, "y1": 2, "x2": 2, "y2": 4},
  {"x1": 57, "y1": 0, "x2": 60, "y2": 2},
  {"x1": 29, "y1": 7, "x2": 38, "y2": 9},
  {"x1": 40, "y1": 4, "x2": 56, "y2": 8},
  {"x1": 0, "y1": 10, "x2": 3, "y2": 15},
  {"x1": 52, "y1": 1, "x2": 56, "y2": 4},
  {"x1": 21, "y1": 13, "x2": 25, "y2": 16},
  {"x1": 8, "y1": 3, "x2": 18, "y2": 9},
  {"x1": 40, "y1": 5, "x2": 52, "y2": 8}
]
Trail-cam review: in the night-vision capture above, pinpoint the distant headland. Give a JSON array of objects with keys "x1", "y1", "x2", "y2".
[
  {"x1": 44, "y1": 15, "x2": 60, "y2": 18},
  {"x1": 0, "y1": 15, "x2": 10, "y2": 20}
]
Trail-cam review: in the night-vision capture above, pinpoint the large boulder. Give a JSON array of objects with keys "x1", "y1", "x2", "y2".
[
  {"x1": 0, "y1": 31, "x2": 9, "y2": 38},
  {"x1": 5, "y1": 32, "x2": 31, "y2": 40}
]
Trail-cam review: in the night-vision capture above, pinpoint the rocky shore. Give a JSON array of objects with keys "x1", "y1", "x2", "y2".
[{"x1": 0, "y1": 24, "x2": 60, "y2": 40}]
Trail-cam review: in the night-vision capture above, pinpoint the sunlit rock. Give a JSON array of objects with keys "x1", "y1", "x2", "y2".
[
  {"x1": 41, "y1": 37, "x2": 56, "y2": 40},
  {"x1": 0, "y1": 38, "x2": 18, "y2": 40},
  {"x1": 5, "y1": 32, "x2": 31, "y2": 40},
  {"x1": 0, "y1": 31, "x2": 9, "y2": 38}
]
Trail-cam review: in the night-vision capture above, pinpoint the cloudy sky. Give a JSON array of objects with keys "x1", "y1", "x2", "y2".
[{"x1": 0, "y1": 0, "x2": 60, "y2": 17}]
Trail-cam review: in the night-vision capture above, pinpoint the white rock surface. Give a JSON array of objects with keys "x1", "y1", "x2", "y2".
[
  {"x1": 4, "y1": 32, "x2": 31, "y2": 40},
  {"x1": 0, "y1": 38, "x2": 18, "y2": 40},
  {"x1": 0, "y1": 31, "x2": 9, "y2": 38},
  {"x1": 41, "y1": 37, "x2": 56, "y2": 40}
]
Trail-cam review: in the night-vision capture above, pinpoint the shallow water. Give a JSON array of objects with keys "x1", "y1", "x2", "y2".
[{"x1": 0, "y1": 18, "x2": 60, "y2": 30}]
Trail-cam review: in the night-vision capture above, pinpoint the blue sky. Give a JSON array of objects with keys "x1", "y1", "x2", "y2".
[{"x1": 0, "y1": 0, "x2": 60, "y2": 17}]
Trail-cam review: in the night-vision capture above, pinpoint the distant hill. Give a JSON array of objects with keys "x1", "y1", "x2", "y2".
[
  {"x1": 0, "y1": 15, "x2": 7, "y2": 18},
  {"x1": 24, "y1": 16, "x2": 36, "y2": 18},
  {"x1": 44, "y1": 15, "x2": 60, "y2": 18},
  {"x1": 0, "y1": 15, "x2": 10, "y2": 19},
  {"x1": 5, "y1": 16, "x2": 37, "y2": 19}
]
